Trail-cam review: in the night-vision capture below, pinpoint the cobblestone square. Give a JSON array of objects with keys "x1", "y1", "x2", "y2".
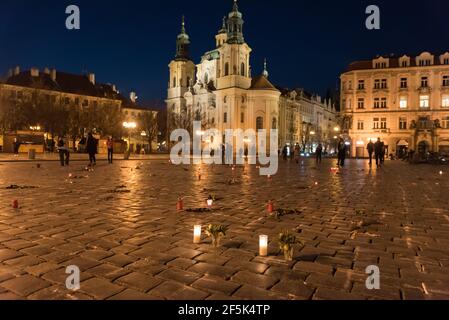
[{"x1": 0, "y1": 158, "x2": 448, "y2": 300}]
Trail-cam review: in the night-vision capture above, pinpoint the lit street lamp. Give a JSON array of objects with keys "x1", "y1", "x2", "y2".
[{"x1": 123, "y1": 122, "x2": 137, "y2": 152}]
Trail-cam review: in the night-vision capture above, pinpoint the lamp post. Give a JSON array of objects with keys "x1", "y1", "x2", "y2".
[{"x1": 123, "y1": 122, "x2": 137, "y2": 152}]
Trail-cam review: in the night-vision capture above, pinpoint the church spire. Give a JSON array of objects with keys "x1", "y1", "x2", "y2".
[
  {"x1": 218, "y1": 16, "x2": 227, "y2": 34},
  {"x1": 181, "y1": 15, "x2": 186, "y2": 34},
  {"x1": 262, "y1": 58, "x2": 269, "y2": 78},
  {"x1": 227, "y1": 0, "x2": 245, "y2": 44},
  {"x1": 175, "y1": 15, "x2": 191, "y2": 60},
  {"x1": 233, "y1": 0, "x2": 239, "y2": 12}
]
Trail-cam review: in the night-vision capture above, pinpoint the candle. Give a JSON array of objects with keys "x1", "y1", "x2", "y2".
[
  {"x1": 259, "y1": 235, "x2": 268, "y2": 257},
  {"x1": 206, "y1": 198, "x2": 213, "y2": 207},
  {"x1": 177, "y1": 197, "x2": 184, "y2": 211},
  {"x1": 267, "y1": 200, "x2": 274, "y2": 213},
  {"x1": 194, "y1": 225, "x2": 202, "y2": 244}
]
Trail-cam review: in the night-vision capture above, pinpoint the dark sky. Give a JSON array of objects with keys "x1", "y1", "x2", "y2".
[{"x1": 1, "y1": 0, "x2": 448, "y2": 107}]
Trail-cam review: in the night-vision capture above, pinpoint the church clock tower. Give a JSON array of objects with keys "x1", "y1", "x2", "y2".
[
  {"x1": 216, "y1": 0, "x2": 252, "y2": 90},
  {"x1": 167, "y1": 16, "x2": 196, "y2": 114}
]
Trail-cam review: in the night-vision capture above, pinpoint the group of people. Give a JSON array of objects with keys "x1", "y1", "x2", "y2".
[
  {"x1": 56, "y1": 134, "x2": 115, "y2": 167},
  {"x1": 279, "y1": 143, "x2": 325, "y2": 164},
  {"x1": 366, "y1": 138, "x2": 386, "y2": 168}
]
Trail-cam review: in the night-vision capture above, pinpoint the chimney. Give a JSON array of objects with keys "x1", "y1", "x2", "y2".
[
  {"x1": 130, "y1": 92, "x2": 137, "y2": 103},
  {"x1": 88, "y1": 73, "x2": 95, "y2": 85},
  {"x1": 14, "y1": 66, "x2": 20, "y2": 75},
  {"x1": 44, "y1": 67, "x2": 50, "y2": 75},
  {"x1": 30, "y1": 68, "x2": 39, "y2": 77},
  {"x1": 51, "y1": 69, "x2": 57, "y2": 81}
]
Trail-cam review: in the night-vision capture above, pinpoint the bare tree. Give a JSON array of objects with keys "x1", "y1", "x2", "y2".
[{"x1": 139, "y1": 111, "x2": 158, "y2": 153}]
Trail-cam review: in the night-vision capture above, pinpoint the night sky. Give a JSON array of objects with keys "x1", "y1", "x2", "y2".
[{"x1": 1, "y1": 0, "x2": 448, "y2": 108}]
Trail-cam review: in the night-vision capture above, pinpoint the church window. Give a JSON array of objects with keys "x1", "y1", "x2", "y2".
[
  {"x1": 186, "y1": 77, "x2": 191, "y2": 87},
  {"x1": 272, "y1": 117, "x2": 277, "y2": 130},
  {"x1": 173, "y1": 77, "x2": 176, "y2": 88},
  {"x1": 233, "y1": 65, "x2": 237, "y2": 75},
  {"x1": 241, "y1": 63, "x2": 245, "y2": 76},
  {"x1": 256, "y1": 117, "x2": 264, "y2": 130},
  {"x1": 241, "y1": 112, "x2": 244, "y2": 123},
  {"x1": 225, "y1": 63, "x2": 229, "y2": 76},
  {"x1": 224, "y1": 112, "x2": 228, "y2": 123}
]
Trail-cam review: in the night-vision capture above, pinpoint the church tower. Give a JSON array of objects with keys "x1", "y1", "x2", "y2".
[
  {"x1": 167, "y1": 16, "x2": 196, "y2": 114},
  {"x1": 216, "y1": 0, "x2": 252, "y2": 90},
  {"x1": 215, "y1": 17, "x2": 228, "y2": 48}
]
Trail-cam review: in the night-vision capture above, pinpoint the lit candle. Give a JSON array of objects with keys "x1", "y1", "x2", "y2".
[
  {"x1": 194, "y1": 225, "x2": 202, "y2": 244},
  {"x1": 206, "y1": 197, "x2": 213, "y2": 207},
  {"x1": 259, "y1": 235, "x2": 268, "y2": 257}
]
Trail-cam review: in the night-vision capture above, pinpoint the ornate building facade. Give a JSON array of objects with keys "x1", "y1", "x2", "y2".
[
  {"x1": 0, "y1": 66, "x2": 157, "y2": 153},
  {"x1": 166, "y1": 1, "x2": 337, "y2": 153},
  {"x1": 340, "y1": 51, "x2": 449, "y2": 158}
]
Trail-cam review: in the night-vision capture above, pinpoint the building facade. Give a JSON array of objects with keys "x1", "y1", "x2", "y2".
[
  {"x1": 166, "y1": 1, "x2": 337, "y2": 153},
  {"x1": 0, "y1": 66, "x2": 157, "y2": 153},
  {"x1": 340, "y1": 51, "x2": 449, "y2": 158},
  {"x1": 278, "y1": 88, "x2": 337, "y2": 153}
]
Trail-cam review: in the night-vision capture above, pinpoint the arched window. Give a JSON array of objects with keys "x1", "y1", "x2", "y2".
[
  {"x1": 256, "y1": 117, "x2": 264, "y2": 130},
  {"x1": 224, "y1": 63, "x2": 229, "y2": 76},
  {"x1": 272, "y1": 117, "x2": 277, "y2": 129},
  {"x1": 173, "y1": 77, "x2": 176, "y2": 88},
  {"x1": 241, "y1": 63, "x2": 245, "y2": 76}
]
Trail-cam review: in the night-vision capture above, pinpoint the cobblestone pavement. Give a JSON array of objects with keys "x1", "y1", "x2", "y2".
[
  {"x1": 0, "y1": 158, "x2": 448, "y2": 300},
  {"x1": 0, "y1": 152, "x2": 166, "y2": 162}
]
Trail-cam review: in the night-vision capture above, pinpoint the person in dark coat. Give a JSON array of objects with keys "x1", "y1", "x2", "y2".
[
  {"x1": 86, "y1": 133, "x2": 98, "y2": 166},
  {"x1": 374, "y1": 138, "x2": 383, "y2": 168},
  {"x1": 13, "y1": 137, "x2": 20, "y2": 156},
  {"x1": 337, "y1": 138, "x2": 346, "y2": 166},
  {"x1": 57, "y1": 137, "x2": 70, "y2": 166},
  {"x1": 316, "y1": 143, "x2": 323, "y2": 164},
  {"x1": 106, "y1": 137, "x2": 114, "y2": 164},
  {"x1": 367, "y1": 140, "x2": 374, "y2": 166}
]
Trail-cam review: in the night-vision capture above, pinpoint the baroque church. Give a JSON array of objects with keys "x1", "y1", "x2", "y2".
[{"x1": 166, "y1": 0, "x2": 337, "y2": 151}]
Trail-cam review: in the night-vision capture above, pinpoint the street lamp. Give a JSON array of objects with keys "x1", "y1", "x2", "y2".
[
  {"x1": 334, "y1": 126, "x2": 340, "y2": 132},
  {"x1": 123, "y1": 122, "x2": 137, "y2": 152}
]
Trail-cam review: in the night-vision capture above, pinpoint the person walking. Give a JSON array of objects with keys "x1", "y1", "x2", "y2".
[
  {"x1": 107, "y1": 137, "x2": 114, "y2": 164},
  {"x1": 225, "y1": 142, "x2": 233, "y2": 165},
  {"x1": 282, "y1": 145, "x2": 288, "y2": 161},
  {"x1": 86, "y1": 133, "x2": 98, "y2": 167},
  {"x1": 337, "y1": 138, "x2": 346, "y2": 166},
  {"x1": 57, "y1": 137, "x2": 70, "y2": 166},
  {"x1": 374, "y1": 138, "x2": 383, "y2": 168},
  {"x1": 12, "y1": 137, "x2": 21, "y2": 156},
  {"x1": 380, "y1": 141, "x2": 386, "y2": 164},
  {"x1": 367, "y1": 140, "x2": 374, "y2": 166},
  {"x1": 316, "y1": 143, "x2": 323, "y2": 164},
  {"x1": 294, "y1": 143, "x2": 301, "y2": 164}
]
